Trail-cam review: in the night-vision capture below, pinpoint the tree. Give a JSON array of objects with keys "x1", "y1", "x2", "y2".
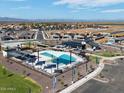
[
  {"x1": 96, "y1": 57, "x2": 99, "y2": 64},
  {"x1": 2, "y1": 66, "x2": 7, "y2": 75}
]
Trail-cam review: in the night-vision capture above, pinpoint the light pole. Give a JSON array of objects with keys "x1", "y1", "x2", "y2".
[
  {"x1": 37, "y1": 48, "x2": 40, "y2": 62},
  {"x1": 81, "y1": 40, "x2": 88, "y2": 74},
  {"x1": 85, "y1": 62, "x2": 88, "y2": 73},
  {"x1": 56, "y1": 58, "x2": 59, "y2": 70},
  {"x1": 81, "y1": 39, "x2": 86, "y2": 50},
  {"x1": 120, "y1": 47, "x2": 123, "y2": 55},
  {"x1": 70, "y1": 50, "x2": 72, "y2": 64},
  {"x1": 72, "y1": 66, "x2": 77, "y2": 83},
  {"x1": 72, "y1": 66, "x2": 74, "y2": 83},
  {"x1": 6, "y1": 46, "x2": 10, "y2": 63},
  {"x1": 52, "y1": 75, "x2": 57, "y2": 93}
]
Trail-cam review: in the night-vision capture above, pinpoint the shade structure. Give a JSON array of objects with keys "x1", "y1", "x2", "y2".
[
  {"x1": 44, "y1": 64, "x2": 56, "y2": 69},
  {"x1": 35, "y1": 61, "x2": 45, "y2": 66}
]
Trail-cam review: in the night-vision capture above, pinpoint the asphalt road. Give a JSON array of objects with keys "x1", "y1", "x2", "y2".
[{"x1": 72, "y1": 59, "x2": 124, "y2": 93}]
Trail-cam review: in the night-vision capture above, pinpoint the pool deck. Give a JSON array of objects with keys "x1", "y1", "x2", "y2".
[{"x1": 33, "y1": 50, "x2": 84, "y2": 74}]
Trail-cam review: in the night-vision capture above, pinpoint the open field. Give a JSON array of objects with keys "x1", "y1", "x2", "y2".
[
  {"x1": 0, "y1": 65, "x2": 42, "y2": 93},
  {"x1": 47, "y1": 25, "x2": 124, "y2": 35}
]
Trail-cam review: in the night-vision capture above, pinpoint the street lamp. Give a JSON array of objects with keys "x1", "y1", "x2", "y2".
[
  {"x1": 81, "y1": 40, "x2": 88, "y2": 74},
  {"x1": 37, "y1": 48, "x2": 40, "y2": 62},
  {"x1": 81, "y1": 39, "x2": 86, "y2": 50},
  {"x1": 5, "y1": 46, "x2": 10, "y2": 63},
  {"x1": 52, "y1": 75, "x2": 57, "y2": 93},
  {"x1": 85, "y1": 61, "x2": 88, "y2": 73},
  {"x1": 72, "y1": 66, "x2": 77, "y2": 83},
  {"x1": 56, "y1": 58, "x2": 59, "y2": 70},
  {"x1": 70, "y1": 50, "x2": 72, "y2": 64},
  {"x1": 120, "y1": 47, "x2": 123, "y2": 55}
]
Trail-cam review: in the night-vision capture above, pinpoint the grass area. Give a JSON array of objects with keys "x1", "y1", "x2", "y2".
[
  {"x1": 89, "y1": 56, "x2": 100, "y2": 64},
  {"x1": 95, "y1": 51, "x2": 122, "y2": 57},
  {"x1": 0, "y1": 65, "x2": 42, "y2": 93}
]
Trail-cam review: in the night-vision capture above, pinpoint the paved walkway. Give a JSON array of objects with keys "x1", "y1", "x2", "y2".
[
  {"x1": 86, "y1": 53, "x2": 124, "y2": 60},
  {"x1": 59, "y1": 54, "x2": 124, "y2": 93}
]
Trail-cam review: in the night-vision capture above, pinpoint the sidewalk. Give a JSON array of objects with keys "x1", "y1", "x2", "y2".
[
  {"x1": 59, "y1": 58, "x2": 104, "y2": 93},
  {"x1": 59, "y1": 54, "x2": 124, "y2": 93}
]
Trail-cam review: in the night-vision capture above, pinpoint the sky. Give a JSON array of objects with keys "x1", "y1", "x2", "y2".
[{"x1": 0, "y1": 0, "x2": 124, "y2": 20}]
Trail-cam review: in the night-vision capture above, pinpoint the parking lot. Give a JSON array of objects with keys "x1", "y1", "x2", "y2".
[{"x1": 72, "y1": 59, "x2": 124, "y2": 93}]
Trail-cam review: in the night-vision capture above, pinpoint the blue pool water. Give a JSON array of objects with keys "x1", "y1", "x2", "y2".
[
  {"x1": 41, "y1": 52, "x2": 76, "y2": 65},
  {"x1": 53, "y1": 54, "x2": 76, "y2": 64},
  {"x1": 41, "y1": 52, "x2": 56, "y2": 58}
]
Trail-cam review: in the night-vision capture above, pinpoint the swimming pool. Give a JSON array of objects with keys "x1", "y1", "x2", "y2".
[
  {"x1": 41, "y1": 52, "x2": 56, "y2": 58},
  {"x1": 40, "y1": 50, "x2": 76, "y2": 65},
  {"x1": 32, "y1": 50, "x2": 84, "y2": 74},
  {"x1": 53, "y1": 54, "x2": 76, "y2": 64}
]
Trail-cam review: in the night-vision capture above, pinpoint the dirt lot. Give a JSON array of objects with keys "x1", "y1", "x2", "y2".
[{"x1": 47, "y1": 25, "x2": 124, "y2": 35}]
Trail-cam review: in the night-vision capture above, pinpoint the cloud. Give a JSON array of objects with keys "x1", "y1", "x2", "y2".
[
  {"x1": 101, "y1": 9, "x2": 124, "y2": 13},
  {"x1": 54, "y1": 0, "x2": 124, "y2": 8}
]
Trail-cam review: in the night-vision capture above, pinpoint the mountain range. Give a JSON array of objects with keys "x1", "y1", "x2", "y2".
[{"x1": 0, "y1": 17, "x2": 124, "y2": 23}]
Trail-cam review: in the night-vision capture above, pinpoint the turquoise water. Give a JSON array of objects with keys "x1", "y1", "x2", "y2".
[
  {"x1": 53, "y1": 54, "x2": 76, "y2": 64},
  {"x1": 41, "y1": 52, "x2": 56, "y2": 58},
  {"x1": 41, "y1": 52, "x2": 76, "y2": 64}
]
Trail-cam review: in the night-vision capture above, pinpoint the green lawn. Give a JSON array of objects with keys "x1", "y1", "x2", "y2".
[{"x1": 0, "y1": 65, "x2": 42, "y2": 93}]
